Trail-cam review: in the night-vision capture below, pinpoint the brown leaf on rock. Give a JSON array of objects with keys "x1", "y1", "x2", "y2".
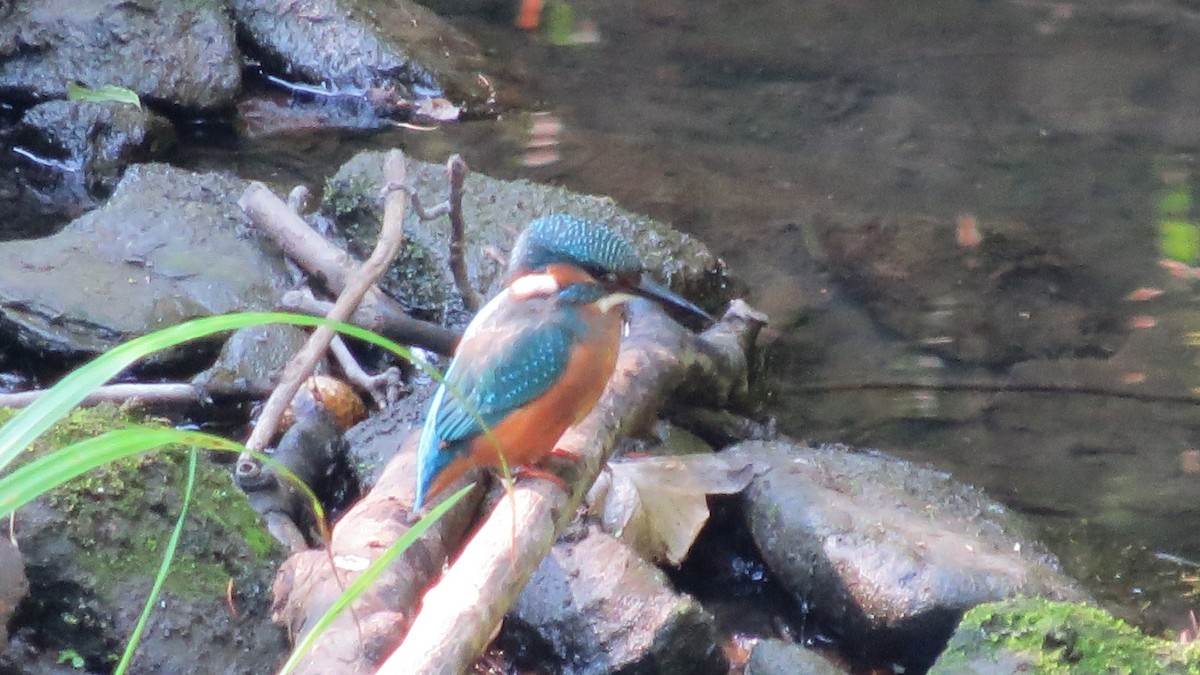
[{"x1": 587, "y1": 453, "x2": 766, "y2": 565}]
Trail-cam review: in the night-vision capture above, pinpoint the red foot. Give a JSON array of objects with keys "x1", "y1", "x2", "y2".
[{"x1": 549, "y1": 446, "x2": 582, "y2": 463}]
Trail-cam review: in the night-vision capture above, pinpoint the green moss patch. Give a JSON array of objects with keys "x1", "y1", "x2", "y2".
[
  {"x1": 931, "y1": 597, "x2": 1200, "y2": 674},
  {"x1": 5, "y1": 404, "x2": 279, "y2": 600}
]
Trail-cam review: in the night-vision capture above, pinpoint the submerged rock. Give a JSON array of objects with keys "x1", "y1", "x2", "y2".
[
  {"x1": 0, "y1": 0, "x2": 241, "y2": 110},
  {"x1": 729, "y1": 440, "x2": 1087, "y2": 672},
  {"x1": 0, "y1": 163, "x2": 292, "y2": 358},
  {"x1": 7, "y1": 100, "x2": 176, "y2": 233},
  {"x1": 813, "y1": 215, "x2": 1123, "y2": 367},
  {"x1": 929, "y1": 597, "x2": 1200, "y2": 674},
  {"x1": 230, "y1": 0, "x2": 497, "y2": 121},
  {"x1": 507, "y1": 528, "x2": 728, "y2": 675}
]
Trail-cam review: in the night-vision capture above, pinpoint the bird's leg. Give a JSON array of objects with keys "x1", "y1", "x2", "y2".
[{"x1": 548, "y1": 446, "x2": 582, "y2": 462}]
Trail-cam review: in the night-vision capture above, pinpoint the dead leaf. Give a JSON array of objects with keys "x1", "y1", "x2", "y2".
[{"x1": 587, "y1": 454, "x2": 766, "y2": 565}]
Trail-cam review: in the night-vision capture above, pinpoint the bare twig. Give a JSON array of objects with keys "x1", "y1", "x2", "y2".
[
  {"x1": 287, "y1": 185, "x2": 311, "y2": 214},
  {"x1": 328, "y1": 335, "x2": 404, "y2": 408},
  {"x1": 239, "y1": 179, "x2": 458, "y2": 356},
  {"x1": 378, "y1": 299, "x2": 756, "y2": 673},
  {"x1": 445, "y1": 155, "x2": 483, "y2": 312},
  {"x1": 407, "y1": 154, "x2": 483, "y2": 312},
  {"x1": 236, "y1": 151, "x2": 410, "y2": 489},
  {"x1": 0, "y1": 383, "x2": 200, "y2": 409}
]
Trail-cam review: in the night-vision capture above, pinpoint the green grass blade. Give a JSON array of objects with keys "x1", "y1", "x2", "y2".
[
  {"x1": 114, "y1": 448, "x2": 198, "y2": 675},
  {"x1": 0, "y1": 426, "x2": 323, "y2": 521},
  {"x1": 0, "y1": 312, "x2": 428, "y2": 477},
  {"x1": 276, "y1": 483, "x2": 475, "y2": 675},
  {"x1": 0, "y1": 427, "x2": 189, "y2": 516}
]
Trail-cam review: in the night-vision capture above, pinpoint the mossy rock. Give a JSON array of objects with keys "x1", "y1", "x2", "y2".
[
  {"x1": 321, "y1": 151, "x2": 730, "y2": 328},
  {"x1": 2, "y1": 404, "x2": 287, "y2": 673},
  {"x1": 929, "y1": 597, "x2": 1200, "y2": 674}
]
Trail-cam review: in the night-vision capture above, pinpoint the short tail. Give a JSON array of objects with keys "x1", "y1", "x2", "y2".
[{"x1": 415, "y1": 385, "x2": 469, "y2": 510}]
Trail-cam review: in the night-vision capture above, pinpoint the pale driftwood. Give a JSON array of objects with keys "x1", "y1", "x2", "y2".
[
  {"x1": 377, "y1": 299, "x2": 764, "y2": 674},
  {"x1": 238, "y1": 175, "x2": 458, "y2": 356},
  {"x1": 0, "y1": 383, "x2": 201, "y2": 409},
  {"x1": 236, "y1": 152, "x2": 410, "y2": 546},
  {"x1": 270, "y1": 433, "x2": 485, "y2": 675},
  {"x1": 328, "y1": 334, "x2": 403, "y2": 408}
]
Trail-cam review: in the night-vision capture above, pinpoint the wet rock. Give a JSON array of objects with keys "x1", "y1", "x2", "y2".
[
  {"x1": 745, "y1": 639, "x2": 845, "y2": 675},
  {"x1": 322, "y1": 151, "x2": 728, "y2": 327},
  {"x1": 194, "y1": 324, "x2": 314, "y2": 398},
  {"x1": 0, "y1": 0, "x2": 241, "y2": 110},
  {"x1": 813, "y1": 215, "x2": 1124, "y2": 367},
  {"x1": 929, "y1": 597, "x2": 1200, "y2": 674},
  {"x1": 238, "y1": 398, "x2": 359, "y2": 548},
  {"x1": 730, "y1": 440, "x2": 1088, "y2": 672},
  {"x1": 507, "y1": 528, "x2": 728, "y2": 675},
  {"x1": 0, "y1": 405, "x2": 287, "y2": 674},
  {"x1": 0, "y1": 537, "x2": 28, "y2": 652},
  {"x1": 230, "y1": 0, "x2": 496, "y2": 121},
  {"x1": 0, "y1": 163, "x2": 292, "y2": 358},
  {"x1": 3, "y1": 100, "x2": 177, "y2": 237},
  {"x1": 343, "y1": 380, "x2": 435, "y2": 489},
  {"x1": 15, "y1": 99, "x2": 175, "y2": 204}
]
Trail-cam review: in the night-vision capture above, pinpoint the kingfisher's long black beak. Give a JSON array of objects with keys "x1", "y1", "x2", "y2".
[{"x1": 631, "y1": 276, "x2": 713, "y2": 323}]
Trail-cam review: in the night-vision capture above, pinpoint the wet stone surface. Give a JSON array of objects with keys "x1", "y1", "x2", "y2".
[
  {"x1": 0, "y1": 0, "x2": 241, "y2": 110},
  {"x1": 4, "y1": 100, "x2": 177, "y2": 236},
  {"x1": 731, "y1": 440, "x2": 1088, "y2": 673},
  {"x1": 507, "y1": 528, "x2": 728, "y2": 675},
  {"x1": 0, "y1": 163, "x2": 292, "y2": 358}
]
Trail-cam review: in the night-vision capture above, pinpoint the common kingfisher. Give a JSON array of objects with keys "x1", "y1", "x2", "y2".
[{"x1": 414, "y1": 215, "x2": 710, "y2": 509}]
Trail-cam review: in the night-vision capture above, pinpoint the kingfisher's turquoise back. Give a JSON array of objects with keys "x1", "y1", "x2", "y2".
[{"x1": 414, "y1": 285, "x2": 597, "y2": 508}]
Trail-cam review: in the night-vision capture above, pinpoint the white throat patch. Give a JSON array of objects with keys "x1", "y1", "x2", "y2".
[{"x1": 509, "y1": 273, "x2": 560, "y2": 298}]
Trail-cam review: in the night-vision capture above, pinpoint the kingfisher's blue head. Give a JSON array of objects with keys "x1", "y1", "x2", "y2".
[
  {"x1": 508, "y1": 215, "x2": 711, "y2": 321},
  {"x1": 509, "y1": 215, "x2": 642, "y2": 282}
]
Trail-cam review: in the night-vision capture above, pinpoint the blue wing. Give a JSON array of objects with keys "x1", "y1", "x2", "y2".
[{"x1": 415, "y1": 292, "x2": 578, "y2": 507}]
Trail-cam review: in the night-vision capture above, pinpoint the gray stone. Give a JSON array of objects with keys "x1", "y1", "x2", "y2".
[
  {"x1": 19, "y1": 100, "x2": 175, "y2": 197},
  {"x1": 0, "y1": 407, "x2": 286, "y2": 674},
  {"x1": 510, "y1": 528, "x2": 727, "y2": 675},
  {"x1": 6, "y1": 100, "x2": 177, "y2": 234},
  {"x1": 745, "y1": 639, "x2": 845, "y2": 675},
  {"x1": 730, "y1": 440, "x2": 1088, "y2": 671},
  {"x1": 0, "y1": 0, "x2": 241, "y2": 110},
  {"x1": 193, "y1": 324, "x2": 315, "y2": 398},
  {"x1": 230, "y1": 0, "x2": 496, "y2": 117},
  {"x1": 0, "y1": 163, "x2": 292, "y2": 357},
  {"x1": 0, "y1": 537, "x2": 28, "y2": 652}
]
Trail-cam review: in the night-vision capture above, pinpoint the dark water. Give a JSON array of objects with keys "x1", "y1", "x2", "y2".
[{"x1": 185, "y1": 0, "x2": 1200, "y2": 638}]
